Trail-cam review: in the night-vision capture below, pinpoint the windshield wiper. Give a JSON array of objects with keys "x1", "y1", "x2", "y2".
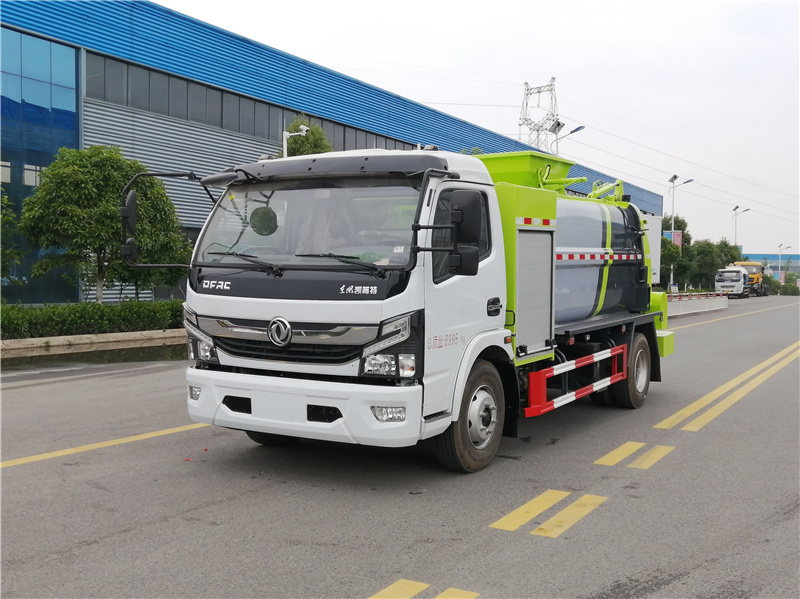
[
  {"x1": 206, "y1": 251, "x2": 283, "y2": 276},
  {"x1": 295, "y1": 253, "x2": 385, "y2": 277}
]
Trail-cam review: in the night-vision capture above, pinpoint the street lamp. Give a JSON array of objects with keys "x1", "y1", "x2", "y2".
[
  {"x1": 778, "y1": 243, "x2": 791, "y2": 295},
  {"x1": 282, "y1": 125, "x2": 309, "y2": 157},
  {"x1": 667, "y1": 175, "x2": 694, "y2": 288},
  {"x1": 550, "y1": 125, "x2": 585, "y2": 155},
  {"x1": 732, "y1": 205, "x2": 750, "y2": 247}
]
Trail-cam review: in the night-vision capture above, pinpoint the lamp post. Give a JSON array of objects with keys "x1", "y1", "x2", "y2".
[
  {"x1": 732, "y1": 205, "x2": 750, "y2": 247},
  {"x1": 778, "y1": 243, "x2": 791, "y2": 295},
  {"x1": 550, "y1": 125, "x2": 585, "y2": 155},
  {"x1": 282, "y1": 125, "x2": 309, "y2": 157},
  {"x1": 667, "y1": 175, "x2": 694, "y2": 288}
]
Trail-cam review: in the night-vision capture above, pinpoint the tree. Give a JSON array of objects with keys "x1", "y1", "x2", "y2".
[
  {"x1": 690, "y1": 239, "x2": 723, "y2": 289},
  {"x1": 279, "y1": 117, "x2": 332, "y2": 158},
  {"x1": 715, "y1": 238, "x2": 742, "y2": 267},
  {"x1": 659, "y1": 235, "x2": 681, "y2": 284},
  {"x1": 20, "y1": 145, "x2": 191, "y2": 303},
  {"x1": 661, "y1": 214, "x2": 694, "y2": 289},
  {"x1": 1, "y1": 189, "x2": 22, "y2": 282}
]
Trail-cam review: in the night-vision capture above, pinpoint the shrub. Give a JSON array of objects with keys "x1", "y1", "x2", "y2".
[{"x1": 0, "y1": 300, "x2": 184, "y2": 340}]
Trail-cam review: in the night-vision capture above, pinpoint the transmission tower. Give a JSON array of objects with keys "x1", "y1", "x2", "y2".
[{"x1": 519, "y1": 77, "x2": 564, "y2": 151}]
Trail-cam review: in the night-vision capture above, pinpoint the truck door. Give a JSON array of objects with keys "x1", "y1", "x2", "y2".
[{"x1": 421, "y1": 185, "x2": 506, "y2": 417}]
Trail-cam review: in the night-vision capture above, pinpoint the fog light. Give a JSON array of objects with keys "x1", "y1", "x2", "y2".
[
  {"x1": 371, "y1": 406, "x2": 406, "y2": 422},
  {"x1": 398, "y1": 354, "x2": 416, "y2": 377},
  {"x1": 188, "y1": 385, "x2": 202, "y2": 401},
  {"x1": 363, "y1": 354, "x2": 396, "y2": 375}
]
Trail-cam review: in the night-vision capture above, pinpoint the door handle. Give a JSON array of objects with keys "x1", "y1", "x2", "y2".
[{"x1": 487, "y1": 297, "x2": 502, "y2": 316}]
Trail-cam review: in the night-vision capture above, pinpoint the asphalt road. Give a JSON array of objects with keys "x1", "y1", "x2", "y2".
[{"x1": 2, "y1": 296, "x2": 799, "y2": 599}]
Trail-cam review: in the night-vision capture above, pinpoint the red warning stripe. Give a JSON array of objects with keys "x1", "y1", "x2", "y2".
[
  {"x1": 555, "y1": 253, "x2": 642, "y2": 261},
  {"x1": 516, "y1": 217, "x2": 556, "y2": 226}
]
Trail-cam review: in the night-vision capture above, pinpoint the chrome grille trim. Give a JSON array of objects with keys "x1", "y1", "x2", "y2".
[{"x1": 198, "y1": 317, "x2": 378, "y2": 345}]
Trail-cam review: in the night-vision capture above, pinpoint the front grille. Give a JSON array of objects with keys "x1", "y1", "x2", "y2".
[{"x1": 214, "y1": 336, "x2": 361, "y2": 364}]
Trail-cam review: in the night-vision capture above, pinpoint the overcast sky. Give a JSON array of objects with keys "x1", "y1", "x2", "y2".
[{"x1": 153, "y1": 0, "x2": 799, "y2": 255}]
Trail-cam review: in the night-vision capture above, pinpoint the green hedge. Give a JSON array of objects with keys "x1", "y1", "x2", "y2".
[{"x1": 0, "y1": 300, "x2": 184, "y2": 340}]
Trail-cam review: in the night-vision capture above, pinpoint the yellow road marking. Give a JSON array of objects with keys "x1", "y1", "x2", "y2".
[
  {"x1": 670, "y1": 302, "x2": 799, "y2": 331},
  {"x1": 655, "y1": 340, "x2": 800, "y2": 429},
  {"x1": 1, "y1": 423, "x2": 209, "y2": 468},
  {"x1": 682, "y1": 349, "x2": 800, "y2": 431},
  {"x1": 370, "y1": 579, "x2": 429, "y2": 599},
  {"x1": 594, "y1": 441, "x2": 646, "y2": 466},
  {"x1": 489, "y1": 489, "x2": 571, "y2": 531},
  {"x1": 436, "y1": 589, "x2": 480, "y2": 599},
  {"x1": 627, "y1": 445, "x2": 674, "y2": 469},
  {"x1": 532, "y1": 494, "x2": 607, "y2": 538}
]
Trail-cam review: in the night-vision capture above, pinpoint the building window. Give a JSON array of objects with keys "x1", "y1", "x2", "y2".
[
  {"x1": 128, "y1": 66, "x2": 150, "y2": 110},
  {"x1": 23, "y1": 164, "x2": 43, "y2": 187},
  {"x1": 169, "y1": 77, "x2": 188, "y2": 120},
  {"x1": 187, "y1": 82, "x2": 206, "y2": 123},
  {"x1": 149, "y1": 71, "x2": 169, "y2": 115},
  {"x1": 104, "y1": 59, "x2": 127, "y2": 105}
]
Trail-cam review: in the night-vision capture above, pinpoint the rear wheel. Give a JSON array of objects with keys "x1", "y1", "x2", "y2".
[
  {"x1": 245, "y1": 430, "x2": 298, "y2": 446},
  {"x1": 610, "y1": 333, "x2": 651, "y2": 409},
  {"x1": 435, "y1": 360, "x2": 505, "y2": 473}
]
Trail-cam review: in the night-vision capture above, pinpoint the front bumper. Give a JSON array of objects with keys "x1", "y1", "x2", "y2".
[{"x1": 186, "y1": 367, "x2": 424, "y2": 447}]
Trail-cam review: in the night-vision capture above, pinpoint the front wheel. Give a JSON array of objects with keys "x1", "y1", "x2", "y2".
[
  {"x1": 610, "y1": 333, "x2": 651, "y2": 409},
  {"x1": 435, "y1": 360, "x2": 505, "y2": 473}
]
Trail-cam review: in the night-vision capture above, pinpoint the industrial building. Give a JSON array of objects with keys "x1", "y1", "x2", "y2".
[{"x1": 1, "y1": 0, "x2": 662, "y2": 304}]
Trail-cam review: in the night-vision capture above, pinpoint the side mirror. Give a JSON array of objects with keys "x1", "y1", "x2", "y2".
[
  {"x1": 121, "y1": 190, "x2": 137, "y2": 236},
  {"x1": 449, "y1": 244, "x2": 479, "y2": 276},
  {"x1": 450, "y1": 190, "x2": 482, "y2": 245},
  {"x1": 121, "y1": 237, "x2": 138, "y2": 263}
]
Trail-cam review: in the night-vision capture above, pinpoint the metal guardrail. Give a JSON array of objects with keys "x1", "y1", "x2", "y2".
[{"x1": 667, "y1": 292, "x2": 728, "y2": 317}]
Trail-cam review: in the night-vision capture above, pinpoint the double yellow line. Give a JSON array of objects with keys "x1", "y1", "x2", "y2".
[{"x1": 655, "y1": 340, "x2": 800, "y2": 431}]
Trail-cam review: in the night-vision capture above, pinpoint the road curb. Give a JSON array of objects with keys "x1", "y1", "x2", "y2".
[{"x1": 1, "y1": 329, "x2": 187, "y2": 358}]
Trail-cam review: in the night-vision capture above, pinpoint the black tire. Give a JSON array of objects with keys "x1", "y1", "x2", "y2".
[
  {"x1": 245, "y1": 430, "x2": 298, "y2": 446},
  {"x1": 435, "y1": 360, "x2": 505, "y2": 473},
  {"x1": 610, "y1": 333, "x2": 651, "y2": 409}
]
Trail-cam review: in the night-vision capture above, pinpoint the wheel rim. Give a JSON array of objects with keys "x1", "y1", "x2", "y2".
[
  {"x1": 633, "y1": 350, "x2": 648, "y2": 393},
  {"x1": 467, "y1": 386, "x2": 498, "y2": 450}
]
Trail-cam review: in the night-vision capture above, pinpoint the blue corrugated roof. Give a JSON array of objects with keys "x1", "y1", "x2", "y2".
[{"x1": 1, "y1": 0, "x2": 662, "y2": 213}]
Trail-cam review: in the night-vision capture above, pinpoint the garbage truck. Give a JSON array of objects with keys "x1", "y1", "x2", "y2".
[{"x1": 121, "y1": 148, "x2": 674, "y2": 472}]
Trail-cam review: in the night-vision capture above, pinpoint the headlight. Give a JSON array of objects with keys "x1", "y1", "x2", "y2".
[
  {"x1": 185, "y1": 318, "x2": 218, "y2": 364},
  {"x1": 360, "y1": 312, "x2": 422, "y2": 379}
]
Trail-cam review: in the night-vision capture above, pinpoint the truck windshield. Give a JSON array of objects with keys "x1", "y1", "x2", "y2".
[
  {"x1": 716, "y1": 270, "x2": 742, "y2": 282},
  {"x1": 194, "y1": 175, "x2": 421, "y2": 270}
]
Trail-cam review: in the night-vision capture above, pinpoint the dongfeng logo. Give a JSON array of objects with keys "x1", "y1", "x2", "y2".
[
  {"x1": 268, "y1": 317, "x2": 292, "y2": 347},
  {"x1": 202, "y1": 280, "x2": 231, "y2": 290}
]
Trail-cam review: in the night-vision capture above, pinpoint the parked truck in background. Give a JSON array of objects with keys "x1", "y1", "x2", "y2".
[
  {"x1": 715, "y1": 265, "x2": 750, "y2": 297},
  {"x1": 122, "y1": 148, "x2": 674, "y2": 472},
  {"x1": 734, "y1": 261, "x2": 769, "y2": 297}
]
